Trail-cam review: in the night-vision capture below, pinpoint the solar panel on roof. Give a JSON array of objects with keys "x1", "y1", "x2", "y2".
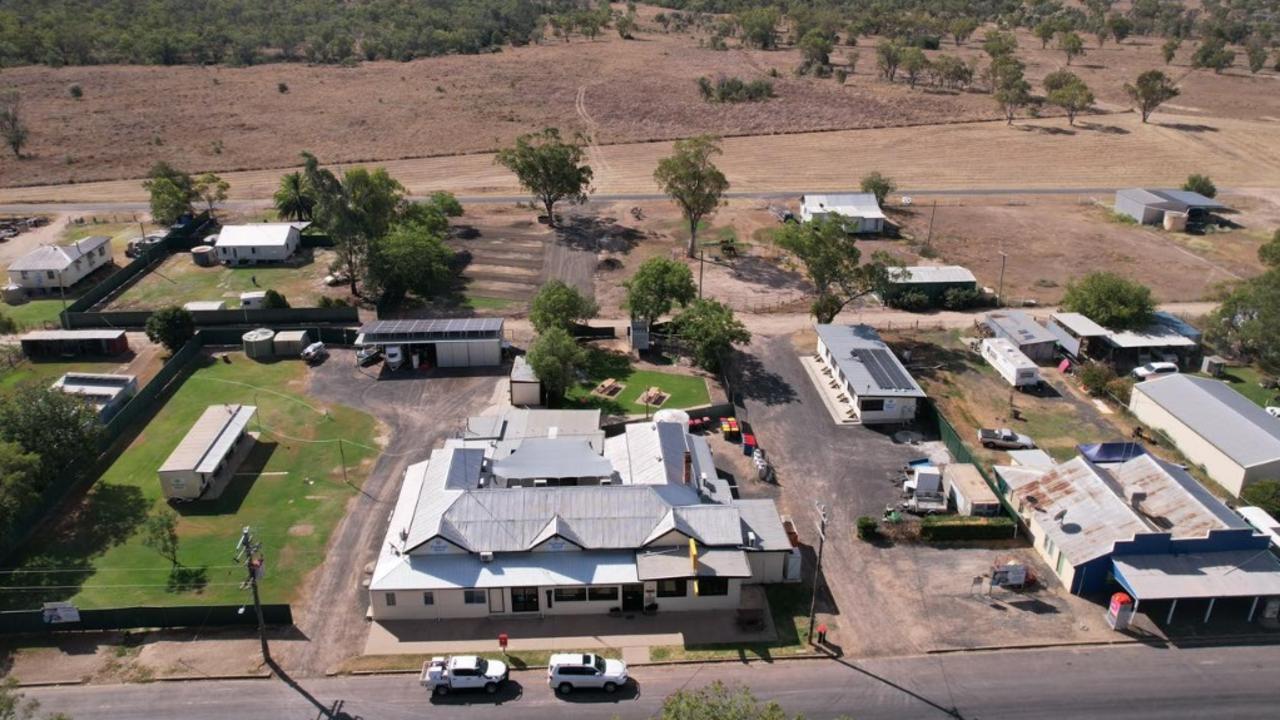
[{"x1": 853, "y1": 348, "x2": 914, "y2": 391}]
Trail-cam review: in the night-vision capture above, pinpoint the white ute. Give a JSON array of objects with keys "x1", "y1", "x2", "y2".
[
  {"x1": 420, "y1": 656, "x2": 509, "y2": 697},
  {"x1": 547, "y1": 653, "x2": 628, "y2": 695}
]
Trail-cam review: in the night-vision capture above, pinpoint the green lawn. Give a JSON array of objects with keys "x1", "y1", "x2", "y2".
[
  {"x1": 1, "y1": 299, "x2": 65, "y2": 330},
  {"x1": 565, "y1": 350, "x2": 710, "y2": 415},
  {"x1": 462, "y1": 295, "x2": 514, "y2": 311},
  {"x1": 110, "y1": 249, "x2": 338, "y2": 310},
  {"x1": 0, "y1": 358, "x2": 126, "y2": 394},
  {"x1": 1199, "y1": 366, "x2": 1275, "y2": 408},
  {"x1": 0, "y1": 354, "x2": 381, "y2": 609}
]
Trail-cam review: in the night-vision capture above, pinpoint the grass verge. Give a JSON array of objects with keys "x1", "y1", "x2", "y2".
[
  {"x1": 565, "y1": 349, "x2": 710, "y2": 415},
  {"x1": 648, "y1": 584, "x2": 818, "y2": 662},
  {"x1": 1, "y1": 299, "x2": 65, "y2": 330}
]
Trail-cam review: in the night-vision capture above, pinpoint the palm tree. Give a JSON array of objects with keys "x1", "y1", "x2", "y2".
[{"x1": 273, "y1": 171, "x2": 314, "y2": 221}]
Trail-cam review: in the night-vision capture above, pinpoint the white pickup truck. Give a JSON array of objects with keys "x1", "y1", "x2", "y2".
[
  {"x1": 420, "y1": 656, "x2": 509, "y2": 696},
  {"x1": 977, "y1": 428, "x2": 1036, "y2": 450}
]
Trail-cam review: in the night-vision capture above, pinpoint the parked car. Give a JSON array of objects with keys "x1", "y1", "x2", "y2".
[
  {"x1": 547, "y1": 653, "x2": 628, "y2": 695},
  {"x1": 301, "y1": 342, "x2": 328, "y2": 363},
  {"x1": 1131, "y1": 362, "x2": 1179, "y2": 380},
  {"x1": 420, "y1": 656, "x2": 509, "y2": 697},
  {"x1": 977, "y1": 428, "x2": 1036, "y2": 450},
  {"x1": 324, "y1": 272, "x2": 349, "y2": 287},
  {"x1": 1267, "y1": 406, "x2": 1280, "y2": 419},
  {"x1": 356, "y1": 346, "x2": 382, "y2": 367}
]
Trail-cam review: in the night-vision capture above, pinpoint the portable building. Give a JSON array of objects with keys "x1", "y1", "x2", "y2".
[
  {"x1": 51, "y1": 372, "x2": 138, "y2": 421},
  {"x1": 814, "y1": 324, "x2": 925, "y2": 424},
  {"x1": 183, "y1": 300, "x2": 227, "y2": 312},
  {"x1": 273, "y1": 329, "x2": 311, "y2": 357},
  {"x1": 799, "y1": 193, "x2": 886, "y2": 234},
  {"x1": 20, "y1": 329, "x2": 129, "y2": 358},
  {"x1": 982, "y1": 310, "x2": 1057, "y2": 363},
  {"x1": 158, "y1": 404, "x2": 257, "y2": 501},
  {"x1": 356, "y1": 318, "x2": 503, "y2": 369},
  {"x1": 981, "y1": 338, "x2": 1041, "y2": 388},
  {"x1": 510, "y1": 355, "x2": 542, "y2": 406},
  {"x1": 215, "y1": 223, "x2": 302, "y2": 265},
  {"x1": 943, "y1": 463, "x2": 1001, "y2": 517},
  {"x1": 239, "y1": 291, "x2": 267, "y2": 309}
]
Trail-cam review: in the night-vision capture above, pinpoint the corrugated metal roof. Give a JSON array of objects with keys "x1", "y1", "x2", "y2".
[
  {"x1": 21, "y1": 329, "x2": 125, "y2": 341},
  {"x1": 983, "y1": 310, "x2": 1056, "y2": 346},
  {"x1": 816, "y1": 324, "x2": 926, "y2": 398},
  {"x1": 1238, "y1": 506, "x2": 1280, "y2": 549},
  {"x1": 358, "y1": 317, "x2": 504, "y2": 340},
  {"x1": 1104, "y1": 324, "x2": 1198, "y2": 349},
  {"x1": 51, "y1": 373, "x2": 135, "y2": 401},
  {"x1": 944, "y1": 464, "x2": 999, "y2": 507},
  {"x1": 889, "y1": 265, "x2": 977, "y2": 285},
  {"x1": 8, "y1": 235, "x2": 110, "y2": 271},
  {"x1": 734, "y1": 499, "x2": 792, "y2": 550},
  {"x1": 635, "y1": 546, "x2": 751, "y2": 580},
  {"x1": 1116, "y1": 188, "x2": 1228, "y2": 212},
  {"x1": 158, "y1": 404, "x2": 256, "y2": 474},
  {"x1": 215, "y1": 224, "x2": 296, "y2": 247},
  {"x1": 510, "y1": 355, "x2": 537, "y2": 383},
  {"x1": 1049, "y1": 312, "x2": 1108, "y2": 337},
  {"x1": 1113, "y1": 551, "x2": 1280, "y2": 600},
  {"x1": 1133, "y1": 374, "x2": 1280, "y2": 467},
  {"x1": 371, "y1": 550, "x2": 640, "y2": 591},
  {"x1": 1108, "y1": 454, "x2": 1248, "y2": 536},
  {"x1": 1007, "y1": 449, "x2": 1054, "y2": 469},
  {"x1": 490, "y1": 438, "x2": 614, "y2": 481},
  {"x1": 800, "y1": 193, "x2": 886, "y2": 219}
]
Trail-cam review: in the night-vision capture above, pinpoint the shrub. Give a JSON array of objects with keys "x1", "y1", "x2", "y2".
[
  {"x1": 68, "y1": 84, "x2": 82, "y2": 99},
  {"x1": 942, "y1": 286, "x2": 985, "y2": 310},
  {"x1": 834, "y1": 68, "x2": 847, "y2": 84},
  {"x1": 1105, "y1": 377, "x2": 1134, "y2": 405},
  {"x1": 0, "y1": 311, "x2": 16, "y2": 334},
  {"x1": 1077, "y1": 361, "x2": 1117, "y2": 396},
  {"x1": 1182, "y1": 173, "x2": 1217, "y2": 198},
  {"x1": 1241, "y1": 479, "x2": 1280, "y2": 516},
  {"x1": 317, "y1": 295, "x2": 349, "y2": 308},
  {"x1": 261, "y1": 289, "x2": 289, "y2": 309},
  {"x1": 888, "y1": 289, "x2": 930, "y2": 312},
  {"x1": 277, "y1": 82, "x2": 289, "y2": 94},
  {"x1": 920, "y1": 515, "x2": 1015, "y2": 541},
  {"x1": 695, "y1": 75, "x2": 774, "y2": 103},
  {"x1": 856, "y1": 516, "x2": 879, "y2": 541}
]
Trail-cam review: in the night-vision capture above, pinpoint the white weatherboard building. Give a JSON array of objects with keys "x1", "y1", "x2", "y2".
[
  {"x1": 215, "y1": 223, "x2": 302, "y2": 265},
  {"x1": 814, "y1": 324, "x2": 925, "y2": 424},
  {"x1": 6, "y1": 236, "x2": 112, "y2": 297},
  {"x1": 369, "y1": 409, "x2": 796, "y2": 620},
  {"x1": 799, "y1": 193, "x2": 885, "y2": 234},
  {"x1": 1129, "y1": 374, "x2": 1280, "y2": 497},
  {"x1": 158, "y1": 404, "x2": 257, "y2": 501}
]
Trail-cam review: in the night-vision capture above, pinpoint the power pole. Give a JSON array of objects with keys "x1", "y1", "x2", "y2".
[
  {"x1": 806, "y1": 502, "x2": 829, "y2": 644},
  {"x1": 237, "y1": 526, "x2": 270, "y2": 664},
  {"x1": 698, "y1": 248, "x2": 705, "y2": 299},
  {"x1": 996, "y1": 251, "x2": 1008, "y2": 307}
]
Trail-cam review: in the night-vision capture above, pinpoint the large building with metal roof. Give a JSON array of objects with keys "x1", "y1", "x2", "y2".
[
  {"x1": 814, "y1": 324, "x2": 925, "y2": 424},
  {"x1": 356, "y1": 317, "x2": 503, "y2": 369},
  {"x1": 798, "y1": 192, "x2": 885, "y2": 233},
  {"x1": 1114, "y1": 188, "x2": 1229, "y2": 225},
  {"x1": 1129, "y1": 374, "x2": 1280, "y2": 497},
  {"x1": 982, "y1": 310, "x2": 1058, "y2": 363},
  {"x1": 995, "y1": 450, "x2": 1280, "y2": 625},
  {"x1": 369, "y1": 410, "x2": 797, "y2": 620},
  {"x1": 158, "y1": 404, "x2": 257, "y2": 501},
  {"x1": 884, "y1": 265, "x2": 978, "y2": 308}
]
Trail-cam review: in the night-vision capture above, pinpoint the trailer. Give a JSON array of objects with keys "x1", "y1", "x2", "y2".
[{"x1": 981, "y1": 338, "x2": 1041, "y2": 389}]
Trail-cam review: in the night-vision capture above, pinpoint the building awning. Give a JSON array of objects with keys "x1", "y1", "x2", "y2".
[
  {"x1": 1112, "y1": 551, "x2": 1280, "y2": 601},
  {"x1": 370, "y1": 550, "x2": 639, "y2": 591},
  {"x1": 635, "y1": 546, "x2": 752, "y2": 581}
]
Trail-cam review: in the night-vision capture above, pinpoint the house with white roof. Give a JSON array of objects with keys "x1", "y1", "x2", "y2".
[
  {"x1": 5, "y1": 236, "x2": 112, "y2": 296},
  {"x1": 369, "y1": 409, "x2": 797, "y2": 620},
  {"x1": 214, "y1": 223, "x2": 302, "y2": 265},
  {"x1": 799, "y1": 193, "x2": 885, "y2": 234},
  {"x1": 813, "y1": 324, "x2": 925, "y2": 424}
]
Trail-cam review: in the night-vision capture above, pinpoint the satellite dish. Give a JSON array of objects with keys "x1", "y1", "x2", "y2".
[
  {"x1": 1053, "y1": 509, "x2": 1068, "y2": 523},
  {"x1": 902, "y1": 196, "x2": 913, "y2": 206}
]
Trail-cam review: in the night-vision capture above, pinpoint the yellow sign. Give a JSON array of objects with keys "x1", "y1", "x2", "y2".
[{"x1": 689, "y1": 538, "x2": 699, "y2": 596}]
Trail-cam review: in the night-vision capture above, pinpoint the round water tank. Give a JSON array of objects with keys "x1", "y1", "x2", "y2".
[
  {"x1": 2, "y1": 284, "x2": 27, "y2": 306},
  {"x1": 241, "y1": 328, "x2": 276, "y2": 360},
  {"x1": 191, "y1": 246, "x2": 216, "y2": 267},
  {"x1": 653, "y1": 408, "x2": 691, "y2": 429},
  {"x1": 1163, "y1": 210, "x2": 1188, "y2": 232}
]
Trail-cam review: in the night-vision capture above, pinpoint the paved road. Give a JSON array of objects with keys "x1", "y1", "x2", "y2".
[{"x1": 24, "y1": 644, "x2": 1280, "y2": 720}]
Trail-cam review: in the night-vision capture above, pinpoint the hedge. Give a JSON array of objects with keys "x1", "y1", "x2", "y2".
[{"x1": 920, "y1": 515, "x2": 1016, "y2": 541}]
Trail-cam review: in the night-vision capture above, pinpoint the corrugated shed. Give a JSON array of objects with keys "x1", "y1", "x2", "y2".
[{"x1": 1134, "y1": 374, "x2": 1280, "y2": 468}]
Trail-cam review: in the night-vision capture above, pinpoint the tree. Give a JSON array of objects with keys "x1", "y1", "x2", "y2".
[
  {"x1": 876, "y1": 40, "x2": 903, "y2": 82},
  {"x1": 1191, "y1": 38, "x2": 1235, "y2": 73},
  {"x1": 658, "y1": 681, "x2": 801, "y2": 720},
  {"x1": 1242, "y1": 480, "x2": 1280, "y2": 517},
  {"x1": 981, "y1": 30, "x2": 1018, "y2": 59},
  {"x1": 900, "y1": 47, "x2": 929, "y2": 88},
  {"x1": 495, "y1": 128, "x2": 593, "y2": 227},
  {"x1": 193, "y1": 172, "x2": 229, "y2": 215},
  {"x1": 261, "y1": 289, "x2": 289, "y2": 309},
  {"x1": 653, "y1": 135, "x2": 729, "y2": 258},
  {"x1": 1034, "y1": 21, "x2": 1058, "y2": 49},
  {"x1": 860, "y1": 171, "x2": 896, "y2": 205},
  {"x1": 426, "y1": 191, "x2": 463, "y2": 217},
  {"x1": 1106, "y1": 14, "x2": 1132, "y2": 44},
  {"x1": 143, "y1": 162, "x2": 195, "y2": 226},
  {"x1": 1059, "y1": 31, "x2": 1085, "y2": 65},
  {"x1": 1061, "y1": 272, "x2": 1155, "y2": 330},
  {"x1": 145, "y1": 305, "x2": 196, "y2": 353},
  {"x1": 737, "y1": 7, "x2": 779, "y2": 49},
  {"x1": 949, "y1": 18, "x2": 978, "y2": 46},
  {"x1": 274, "y1": 171, "x2": 315, "y2": 221},
  {"x1": 0, "y1": 91, "x2": 28, "y2": 158},
  {"x1": 616, "y1": 14, "x2": 636, "y2": 40},
  {"x1": 0, "y1": 441, "x2": 40, "y2": 535},
  {"x1": 1045, "y1": 73, "x2": 1094, "y2": 126},
  {"x1": 1161, "y1": 37, "x2": 1180, "y2": 64},
  {"x1": 1207, "y1": 269, "x2": 1280, "y2": 371},
  {"x1": 526, "y1": 327, "x2": 585, "y2": 403},
  {"x1": 530, "y1": 280, "x2": 598, "y2": 334},
  {"x1": 1124, "y1": 70, "x2": 1178, "y2": 123},
  {"x1": 142, "y1": 508, "x2": 180, "y2": 567},
  {"x1": 302, "y1": 152, "x2": 405, "y2": 296},
  {"x1": 624, "y1": 257, "x2": 696, "y2": 325},
  {"x1": 671, "y1": 299, "x2": 750, "y2": 372},
  {"x1": 992, "y1": 58, "x2": 1031, "y2": 125},
  {"x1": 1246, "y1": 41, "x2": 1268, "y2": 74},
  {"x1": 0, "y1": 387, "x2": 104, "y2": 497},
  {"x1": 798, "y1": 29, "x2": 833, "y2": 72},
  {"x1": 1182, "y1": 173, "x2": 1217, "y2": 198},
  {"x1": 775, "y1": 216, "x2": 891, "y2": 323},
  {"x1": 1258, "y1": 229, "x2": 1280, "y2": 268}
]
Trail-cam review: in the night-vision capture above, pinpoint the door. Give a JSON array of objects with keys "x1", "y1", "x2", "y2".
[
  {"x1": 488, "y1": 588, "x2": 505, "y2": 614},
  {"x1": 622, "y1": 584, "x2": 644, "y2": 612},
  {"x1": 511, "y1": 586, "x2": 539, "y2": 613}
]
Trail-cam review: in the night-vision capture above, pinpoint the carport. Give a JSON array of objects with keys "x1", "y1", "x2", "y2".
[
  {"x1": 355, "y1": 318, "x2": 503, "y2": 368},
  {"x1": 1112, "y1": 550, "x2": 1280, "y2": 624}
]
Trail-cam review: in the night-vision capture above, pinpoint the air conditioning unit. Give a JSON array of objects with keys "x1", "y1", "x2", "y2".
[
  {"x1": 480, "y1": 551, "x2": 494, "y2": 563},
  {"x1": 533, "y1": 479, "x2": 548, "y2": 487},
  {"x1": 600, "y1": 478, "x2": 612, "y2": 486},
  {"x1": 747, "y1": 531, "x2": 758, "y2": 549}
]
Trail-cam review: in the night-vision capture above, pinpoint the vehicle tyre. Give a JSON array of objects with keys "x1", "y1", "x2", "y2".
[
  {"x1": 434, "y1": 686, "x2": 449, "y2": 697},
  {"x1": 485, "y1": 682, "x2": 498, "y2": 694},
  {"x1": 982, "y1": 442, "x2": 994, "y2": 449},
  {"x1": 603, "y1": 682, "x2": 618, "y2": 694},
  {"x1": 558, "y1": 682, "x2": 574, "y2": 695}
]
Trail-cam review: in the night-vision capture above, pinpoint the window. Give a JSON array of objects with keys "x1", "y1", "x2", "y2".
[
  {"x1": 861, "y1": 398, "x2": 885, "y2": 412},
  {"x1": 698, "y1": 577, "x2": 729, "y2": 596},
  {"x1": 587, "y1": 586, "x2": 619, "y2": 602},
  {"x1": 463, "y1": 590, "x2": 486, "y2": 605},
  {"x1": 656, "y1": 579, "x2": 687, "y2": 598},
  {"x1": 422, "y1": 592, "x2": 434, "y2": 606},
  {"x1": 554, "y1": 587, "x2": 586, "y2": 602},
  {"x1": 384, "y1": 592, "x2": 397, "y2": 607},
  {"x1": 1044, "y1": 536, "x2": 1056, "y2": 559},
  {"x1": 1055, "y1": 551, "x2": 1065, "y2": 575},
  {"x1": 98, "y1": 247, "x2": 105, "y2": 257},
  {"x1": 46, "y1": 271, "x2": 55, "y2": 279}
]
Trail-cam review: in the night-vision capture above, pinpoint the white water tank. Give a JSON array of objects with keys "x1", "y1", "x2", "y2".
[
  {"x1": 1163, "y1": 210, "x2": 1188, "y2": 232},
  {"x1": 241, "y1": 328, "x2": 276, "y2": 360},
  {"x1": 653, "y1": 408, "x2": 691, "y2": 429}
]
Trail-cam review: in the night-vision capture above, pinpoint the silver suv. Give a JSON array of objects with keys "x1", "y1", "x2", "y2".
[{"x1": 547, "y1": 653, "x2": 628, "y2": 694}]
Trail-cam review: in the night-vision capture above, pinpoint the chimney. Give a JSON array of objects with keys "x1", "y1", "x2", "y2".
[{"x1": 682, "y1": 451, "x2": 692, "y2": 484}]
